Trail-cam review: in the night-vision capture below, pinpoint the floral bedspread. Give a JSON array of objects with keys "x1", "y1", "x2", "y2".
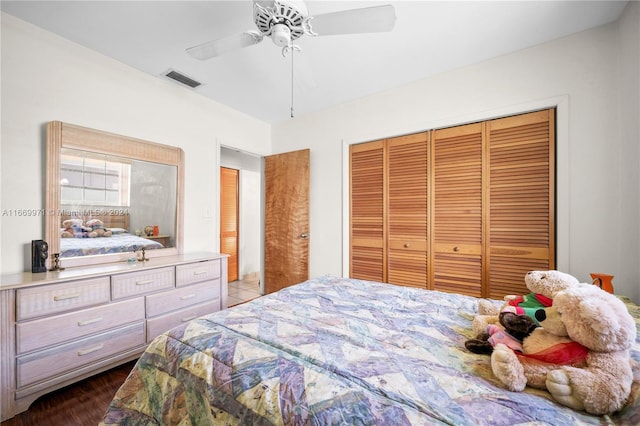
[{"x1": 101, "y1": 276, "x2": 640, "y2": 425}]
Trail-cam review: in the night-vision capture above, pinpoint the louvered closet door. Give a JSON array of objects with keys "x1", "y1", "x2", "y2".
[
  {"x1": 350, "y1": 141, "x2": 385, "y2": 282},
  {"x1": 220, "y1": 167, "x2": 239, "y2": 282},
  {"x1": 431, "y1": 123, "x2": 483, "y2": 297},
  {"x1": 486, "y1": 109, "x2": 555, "y2": 298},
  {"x1": 387, "y1": 133, "x2": 429, "y2": 288}
]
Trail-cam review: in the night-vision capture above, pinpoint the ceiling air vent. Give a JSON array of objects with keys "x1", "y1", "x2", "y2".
[{"x1": 163, "y1": 69, "x2": 202, "y2": 89}]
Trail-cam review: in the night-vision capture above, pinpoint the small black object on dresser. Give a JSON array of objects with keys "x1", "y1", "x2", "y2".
[{"x1": 31, "y1": 239, "x2": 48, "y2": 273}]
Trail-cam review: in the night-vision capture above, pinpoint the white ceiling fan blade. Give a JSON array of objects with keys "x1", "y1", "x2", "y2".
[
  {"x1": 309, "y1": 4, "x2": 396, "y2": 36},
  {"x1": 253, "y1": 1, "x2": 273, "y2": 8},
  {"x1": 187, "y1": 31, "x2": 263, "y2": 60}
]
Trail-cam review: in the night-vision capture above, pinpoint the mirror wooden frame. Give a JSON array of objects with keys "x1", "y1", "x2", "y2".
[{"x1": 45, "y1": 121, "x2": 184, "y2": 269}]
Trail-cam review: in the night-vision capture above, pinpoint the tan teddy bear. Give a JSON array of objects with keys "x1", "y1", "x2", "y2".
[
  {"x1": 491, "y1": 283, "x2": 636, "y2": 415},
  {"x1": 472, "y1": 270, "x2": 579, "y2": 337},
  {"x1": 85, "y1": 219, "x2": 113, "y2": 238},
  {"x1": 60, "y1": 218, "x2": 85, "y2": 238}
]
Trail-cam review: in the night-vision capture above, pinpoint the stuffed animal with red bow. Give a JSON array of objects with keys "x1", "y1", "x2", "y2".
[
  {"x1": 491, "y1": 284, "x2": 636, "y2": 415},
  {"x1": 471, "y1": 270, "x2": 579, "y2": 338}
]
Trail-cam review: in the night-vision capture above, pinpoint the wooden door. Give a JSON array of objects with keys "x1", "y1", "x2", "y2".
[
  {"x1": 350, "y1": 140, "x2": 386, "y2": 282},
  {"x1": 386, "y1": 132, "x2": 429, "y2": 288},
  {"x1": 220, "y1": 167, "x2": 239, "y2": 282},
  {"x1": 264, "y1": 149, "x2": 310, "y2": 294},
  {"x1": 431, "y1": 123, "x2": 484, "y2": 297},
  {"x1": 485, "y1": 109, "x2": 555, "y2": 298}
]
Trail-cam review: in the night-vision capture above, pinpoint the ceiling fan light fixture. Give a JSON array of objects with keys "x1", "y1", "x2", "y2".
[{"x1": 271, "y1": 23, "x2": 291, "y2": 47}]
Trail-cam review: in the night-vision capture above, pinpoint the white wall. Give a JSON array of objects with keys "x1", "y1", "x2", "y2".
[
  {"x1": 0, "y1": 13, "x2": 271, "y2": 274},
  {"x1": 129, "y1": 159, "x2": 177, "y2": 245},
  {"x1": 617, "y1": 0, "x2": 640, "y2": 304},
  {"x1": 271, "y1": 3, "x2": 640, "y2": 302},
  {"x1": 240, "y1": 170, "x2": 262, "y2": 277}
]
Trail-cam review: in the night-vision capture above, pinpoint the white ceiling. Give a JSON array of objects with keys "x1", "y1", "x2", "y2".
[{"x1": 1, "y1": 1, "x2": 629, "y2": 124}]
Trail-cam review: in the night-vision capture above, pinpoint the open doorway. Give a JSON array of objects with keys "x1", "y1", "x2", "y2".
[
  {"x1": 220, "y1": 166, "x2": 239, "y2": 282},
  {"x1": 220, "y1": 147, "x2": 262, "y2": 306}
]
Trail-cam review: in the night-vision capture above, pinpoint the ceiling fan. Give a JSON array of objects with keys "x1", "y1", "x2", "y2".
[{"x1": 186, "y1": 0, "x2": 396, "y2": 59}]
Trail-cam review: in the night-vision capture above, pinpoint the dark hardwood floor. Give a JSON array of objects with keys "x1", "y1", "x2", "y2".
[{"x1": 1, "y1": 361, "x2": 136, "y2": 426}]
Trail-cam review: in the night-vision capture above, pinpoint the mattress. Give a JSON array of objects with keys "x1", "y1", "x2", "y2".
[
  {"x1": 59, "y1": 233, "x2": 164, "y2": 257},
  {"x1": 101, "y1": 276, "x2": 640, "y2": 425}
]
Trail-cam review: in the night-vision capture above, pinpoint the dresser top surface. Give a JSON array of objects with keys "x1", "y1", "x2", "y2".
[{"x1": 0, "y1": 252, "x2": 227, "y2": 290}]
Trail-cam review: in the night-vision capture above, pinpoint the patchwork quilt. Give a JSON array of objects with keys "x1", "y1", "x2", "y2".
[
  {"x1": 101, "y1": 276, "x2": 640, "y2": 425},
  {"x1": 60, "y1": 233, "x2": 164, "y2": 257}
]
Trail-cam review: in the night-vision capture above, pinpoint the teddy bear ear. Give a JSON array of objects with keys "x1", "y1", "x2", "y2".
[
  {"x1": 554, "y1": 285, "x2": 631, "y2": 350},
  {"x1": 579, "y1": 299, "x2": 617, "y2": 335}
]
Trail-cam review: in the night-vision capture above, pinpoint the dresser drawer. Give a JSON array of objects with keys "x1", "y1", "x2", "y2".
[
  {"x1": 147, "y1": 300, "x2": 219, "y2": 342},
  {"x1": 146, "y1": 280, "x2": 220, "y2": 317},
  {"x1": 176, "y1": 260, "x2": 220, "y2": 287},
  {"x1": 111, "y1": 267, "x2": 175, "y2": 300},
  {"x1": 16, "y1": 277, "x2": 110, "y2": 321},
  {"x1": 16, "y1": 298, "x2": 145, "y2": 354},
  {"x1": 16, "y1": 322, "x2": 145, "y2": 388}
]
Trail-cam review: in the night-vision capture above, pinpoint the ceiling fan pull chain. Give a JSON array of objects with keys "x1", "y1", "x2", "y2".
[
  {"x1": 281, "y1": 43, "x2": 301, "y2": 118},
  {"x1": 290, "y1": 44, "x2": 294, "y2": 118}
]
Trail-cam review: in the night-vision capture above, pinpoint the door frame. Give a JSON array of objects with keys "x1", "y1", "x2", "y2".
[
  {"x1": 341, "y1": 95, "x2": 570, "y2": 276},
  {"x1": 217, "y1": 143, "x2": 265, "y2": 292},
  {"x1": 220, "y1": 166, "x2": 240, "y2": 282}
]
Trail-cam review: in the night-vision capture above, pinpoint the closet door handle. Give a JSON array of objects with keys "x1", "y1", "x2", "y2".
[{"x1": 299, "y1": 233, "x2": 309, "y2": 239}]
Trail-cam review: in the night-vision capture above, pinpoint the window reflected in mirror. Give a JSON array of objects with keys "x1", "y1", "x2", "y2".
[{"x1": 60, "y1": 149, "x2": 131, "y2": 206}]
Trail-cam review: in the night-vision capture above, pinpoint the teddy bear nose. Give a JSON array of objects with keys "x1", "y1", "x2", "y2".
[{"x1": 535, "y1": 309, "x2": 547, "y2": 322}]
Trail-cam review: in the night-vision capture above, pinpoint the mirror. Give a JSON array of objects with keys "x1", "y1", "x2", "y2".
[{"x1": 46, "y1": 121, "x2": 184, "y2": 269}]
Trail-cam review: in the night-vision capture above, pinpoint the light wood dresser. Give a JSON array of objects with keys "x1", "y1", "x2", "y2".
[{"x1": 0, "y1": 252, "x2": 228, "y2": 421}]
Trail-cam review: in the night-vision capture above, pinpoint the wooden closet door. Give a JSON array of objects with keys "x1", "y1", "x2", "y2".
[
  {"x1": 350, "y1": 141, "x2": 385, "y2": 282},
  {"x1": 485, "y1": 109, "x2": 555, "y2": 298},
  {"x1": 431, "y1": 123, "x2": 483, "y2": 297},
  {"x1": 386, "y1": 132, "x2": 429, "y2": 288}
]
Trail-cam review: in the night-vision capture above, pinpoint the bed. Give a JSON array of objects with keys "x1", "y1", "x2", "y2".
[
  {"x1": 59, "y1": 209, "x2": 164, "y2": 257},
  {"x1": 101, "y1": 276, "x2": 640, "y2": 425},
  {"x1": 59, "y1": 232, "x2": 164, "y2": 257}
]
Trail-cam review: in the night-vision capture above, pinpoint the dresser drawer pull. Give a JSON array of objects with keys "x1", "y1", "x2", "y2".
[
  {"x1": 192, "y1": 270, "x2": 208, "y2": 275},
  {"x1": 180, "y1": 294, "x2": 196, "y2": 300},
  {"x1": 77, "y1": 344, "x2": 104, "y2": 356},
  {"x1": 77, "y1": 317, "x2": 103, "y2": 326},
  {"x1": 53, "y1": 293, "x2": 81, "y2": 301},
  {"x1": 136, "y1": 280, "x2": 154, "y2": 286},
  {"x1": 181, "y1": 315, "x2": 197, "y2": 322}
]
